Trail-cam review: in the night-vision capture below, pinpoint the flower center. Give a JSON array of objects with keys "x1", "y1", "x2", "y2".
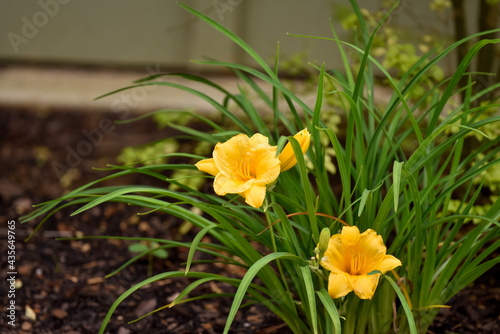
[
  {"x1": 349, "y1": 252, "x2": 366, "y2": 275},
  {"x1": 235, "y1": 155, "x2": 255, "y2": 181}
]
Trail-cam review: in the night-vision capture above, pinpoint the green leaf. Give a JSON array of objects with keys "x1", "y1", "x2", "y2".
[
  {"x1": 393, "y1": 161, "x2": 404, "y2": 212},
  {"x1": 223, "y1": 252, "x2": 307, "y2": 334},
  {"x1": 300, "y1": 266, "x2": 318, "y2": 334},
  {"x1": 289, "y1": 136, "x2": 319, "y2": 241},
  {"x1": 367, "y1": 270, "x2": 382, "y2": 276},
  {"x1": 312, "y1": 63, "x2": 325, "y2": 170},
  {"x1": 350, "y1": 0, "x2": 400, "y2": 102},
  {"x1": 98, "y1": 271, "x2": 227, "y2": 334},
  {"x1": 151, "y1": 249, "x2": 168, "y2": 259},
  {"x1": 212, "y1": 130, "x2": 244, "y2": 138},
  {"x1": 358, "y1": 189, "x2": 371, "y2": 217},
  {"x1": 185, "y1": 224, "x2": 218, "y2": 275},
  {"x1": 177, "y1": 3, "x2": 274, "y2": 78},
  {"x1": 96, "y1": 81, "x2": 252, "y2": 135},
  {"x1": 385, "y1": 275, "x2": 418, "y2": 334},
  {"x1": 128, "y1": 243, "x2": 149, "y2": 253},
  {"x1": 316, "y1": 288, "x2": 341, "y2": 333},
  {"x1": 320, "y1": 127, "x2": 353, "y2": 224},
  {"x1": 428, "y1": 38, "x2": 500, "y2": 132}
]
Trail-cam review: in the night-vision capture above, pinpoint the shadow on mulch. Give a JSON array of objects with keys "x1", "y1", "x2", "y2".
[{"x1": 0, "y1": 108, "x2": 498, "y2": 333}]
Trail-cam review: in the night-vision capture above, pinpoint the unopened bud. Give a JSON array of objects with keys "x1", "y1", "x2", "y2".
[
  {"x1": 318, "y1": 227, "x2": 331, "y2": 253},
  {"x1": 278, "y1": 128, "x2": 311, "y2": 172}
]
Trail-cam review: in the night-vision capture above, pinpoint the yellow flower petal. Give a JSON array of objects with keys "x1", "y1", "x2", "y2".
[
  {"x1": 327, "y1": 271, "x2": 352, "y2": 299},
  {"x1": 356, "y1": 229, "x2": 387, "y2": 274},
  {"x1": 322, "y1": 235, "x2": 349, "y2": 272},
  {"x1": 195, "y1": 158, "x2": 219, "y2": 177},
  {"x1": 341, "y1": 225, "x2": 361, "y2": 244},
  {"x1": 240, "y1": 185, "x2": 267, "y2": 208},
  {"x1": 253, "y1": 148, "x2": 280, "y2": 186},
  {"x1": 214, "y1": 174, "x2": 253, "y2": 196},
  {"x1": 278, "y1": 129, "x2": 311, "y2": 172},
  {"x1": 349, "y1": 274, "x2": 380, "y2": 300},
  {"x1": 358, "y1": 229, "x2": 385, "y2": 255},
  {"x1": 213, "y1": 134, "x2": 250, "y2": 178},
  {"x1": 376, "y1": 254, "x2": 402, "y2": 274},
  {"x1": 249, "y1": 133, "x2": 270, "y2": 148}
]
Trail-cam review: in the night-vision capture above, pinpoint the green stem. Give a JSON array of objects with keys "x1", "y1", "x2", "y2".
[
  {"x1": 264, "y1": 207, "x2": 293, "y2": 307},
  {"x1": 344, "y1": 296, "x2": 359, "y2": 334},
  {"x1": 148, "y1": 254, "x2": 153, "y2": 277}
]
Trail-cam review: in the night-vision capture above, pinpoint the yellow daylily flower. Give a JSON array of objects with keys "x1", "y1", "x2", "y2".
[
  {"x1": 195, "y1": 133, "x2": 280, "y2": 209},
  {"x1": 320, "y1": 225, "x2": 401, "y2": 300},
  {"x1": 278, "y1": 128, "x2": 311, "y2": 172}
]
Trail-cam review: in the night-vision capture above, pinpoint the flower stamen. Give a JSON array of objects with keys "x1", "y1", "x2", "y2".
[
  {"x1": 237, "y1": 159, "x2": 254, "y2": 181},
  {"x1": 350, "y1": 252, "x2": 366, "y2": 275}
]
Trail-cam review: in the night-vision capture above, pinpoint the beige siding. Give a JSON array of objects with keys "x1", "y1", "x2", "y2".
[{"x1": 0, "y1": 0, "x2": 489, "y2": 72}]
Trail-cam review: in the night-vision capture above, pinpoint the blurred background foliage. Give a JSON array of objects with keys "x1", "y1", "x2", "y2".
[
  {"x1": 2, "y1": 0, "x2": 498, "y2": 222},
  {"x1": 111, "y1": 0, "x2": 499, "y2": 222}
]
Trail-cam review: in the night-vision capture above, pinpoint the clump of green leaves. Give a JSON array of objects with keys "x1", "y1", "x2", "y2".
[
  {"x1": 117, "y1": 139, "x2": 179, "y2": 166},
  {"x1": 336, "y1": 3, "x2": 446, "y2": 106},
  {"x1": 22, "y1": 2, "x2": 500, "y2": 334},
  {"x1": 153, "y1": 110, "x2": 192, "y2": 129}
]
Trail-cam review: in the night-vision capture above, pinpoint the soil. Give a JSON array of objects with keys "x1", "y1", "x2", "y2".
[{"x1": 1, "y1": 108, "x2": 499, "y2": 333}]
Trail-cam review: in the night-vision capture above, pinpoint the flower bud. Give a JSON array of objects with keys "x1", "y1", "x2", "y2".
[
  {"x1": 278, "y1": 128, "x2": 311, "y2": 172},
  {"x1": 318, "y1": 227, "x2": 331, "y2": 253}
]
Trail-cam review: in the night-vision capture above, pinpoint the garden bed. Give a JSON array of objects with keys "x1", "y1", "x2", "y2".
[{"x1": 1, "y1": 109, "x2": 498, "y2": 333}]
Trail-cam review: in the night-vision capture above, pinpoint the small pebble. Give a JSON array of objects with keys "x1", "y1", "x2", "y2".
[
  {"x1": 52, "y1": 308, "x2": 68, "y2": 319},
  {"x1": 21, "y1": 321, "x2": 32, "y2": 331}
]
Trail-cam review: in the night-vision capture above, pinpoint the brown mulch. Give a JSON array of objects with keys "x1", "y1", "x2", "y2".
[{"x1": 1, "y1": 108, "x2": 498, "y2": 333}]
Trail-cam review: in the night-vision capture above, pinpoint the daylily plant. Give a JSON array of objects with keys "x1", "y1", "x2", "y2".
[
  {"x1": 320, "y1": 225, "x2": 401, "y2": 300},
  {"x1": 21, "y1": 3, "x2": 500, "y2": 333},
  {"x1": 196, "y1": 129, "x2": 310, "y2": 208}
]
